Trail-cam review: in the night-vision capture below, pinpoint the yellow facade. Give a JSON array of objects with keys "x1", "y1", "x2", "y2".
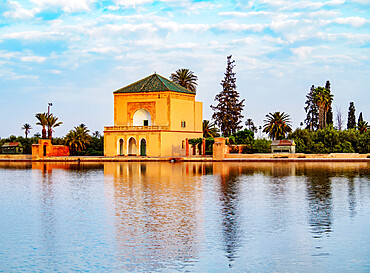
[{"x1": 104, "y1": 74, "x2": 203, "y2": 157}]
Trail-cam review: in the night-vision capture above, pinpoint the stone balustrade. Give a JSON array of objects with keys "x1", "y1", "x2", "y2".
[{"x1": 104, "y1": 125, "x2": 169, "y2": 131}]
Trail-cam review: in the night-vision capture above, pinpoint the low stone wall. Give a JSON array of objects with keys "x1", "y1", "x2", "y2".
[
  {"x1": 0, "y1": 154, "x2": 32, "y2": 160},
  {"x1": 32, "y1": 139, "x2": 69, "y2": 159},
  {"x1": 226, "y1": 153, "x2": 369, "y2": 159}
]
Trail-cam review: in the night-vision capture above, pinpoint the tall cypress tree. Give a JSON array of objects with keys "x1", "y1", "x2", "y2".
[
  {"x1": 347, "y1": 102, "x2": 356, "y2": 129},
  {"x1": 324, "y1": 80, "x2": 333, "y2": 127},
  {"x1": 358, "y1": 112, "x2": 363, "y2": 124},
  {"x1": 326, "y1": 106, "x2": 333, "y2": 126},
  {"x1": 211, "y1": 55, "x2": 245, "y2": 137},
  {"x1": 304, "y1": 85, "x2": 319, "y2": 130}
]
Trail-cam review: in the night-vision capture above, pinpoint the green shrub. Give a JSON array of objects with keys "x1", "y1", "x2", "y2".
[
  {"x1": 230, "y1": 129, "x2": 254, "y2": 145},
  {"x1": 358, "y1": 131, "x2": 370, "y2": 153},
  {"x1": 241, "y1": 145, "x2": 253, "y2": 154},
  {"x1": 252, "y1": 139, "x2": 271, "y2": 153}
]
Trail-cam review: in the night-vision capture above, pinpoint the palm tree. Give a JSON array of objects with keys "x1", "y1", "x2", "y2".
[
  {"x1": 251, "y1": 125, "x2": 258, "y2": 133},
  {"x1": 35, "y1": 113, "x2": 48, "y2": 139},
  {"x1": 64, "y1": 124, "x2": 91, "y2": 155},
  {"x1": 245, "y1": 118, "x2": 254, "y2": 130},
  {"x1": 313, "y1": 87, "x2": 333, "y2": 129},
  {"x1": 170, "y1": 69, "x2": 198, "y2": 92},
  {"x1": 47, "y1": 114, "x2": 63, "y2": 139},
  {"x1": 21, "y1": 123, "x2": 32, "y2": 138},
  {"x1": 203, "y1": 120, "x2": 220, "y2": 138},
  {"x1": 263, "y1": 112, "x2": 292, "y2": 140},
  {"x1": 358, "y1": 120, "x2": 369, "y2": 133},
  {"x1": 92, "y1": 131, "x2": 101, "y2": 138}
]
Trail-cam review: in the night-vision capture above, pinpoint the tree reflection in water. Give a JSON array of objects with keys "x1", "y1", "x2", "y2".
[
  {"x1": 347, "y1": 177, "x2": 357, "y2": 219},
  {"x1": 218, "y1": 167, "x2": 242, "y2": 267},
  {"x1": 305, "y1": 173, "x2": 333, "y2": 238}
]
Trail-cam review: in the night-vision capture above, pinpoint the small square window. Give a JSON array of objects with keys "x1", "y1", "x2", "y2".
[
  {"x1": 181, "y1": 121, "x2": 186, "y2": 128},
  {"x1": 143, "y1": 120, "x2": 149, "y2": 126}
]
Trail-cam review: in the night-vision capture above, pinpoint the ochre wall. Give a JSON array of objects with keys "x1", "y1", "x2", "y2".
[
  {"x1": 104, "y1": 131, "x2": 162, "y2": 157},
  {"x1": 161, "y1": 131, "x2": 202, "y2": 156},
  {"x1": 32, "y1": 139, "x2": 70, "y2": 159},
  {"x1": 104, "y1": 130, "x2": 202, "y2": 157},
  {"x1": 105, "y1": 90, "x2": 203, "y2": 157},
  {"x1": 113, "y1": 92, "x2": 201, "y2": 128}
]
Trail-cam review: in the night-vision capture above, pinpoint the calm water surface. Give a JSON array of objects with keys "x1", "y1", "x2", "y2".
[{"x1": 0, "y1": 162, "x2": 369, "y2": 272}]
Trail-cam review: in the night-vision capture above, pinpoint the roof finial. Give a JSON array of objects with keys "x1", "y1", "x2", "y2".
[{"x1": 154, "y1": 71, "x2": 156, "y2": 74}]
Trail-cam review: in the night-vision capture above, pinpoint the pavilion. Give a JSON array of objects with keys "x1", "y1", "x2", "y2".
[{"x1": 104, "y1": 73, "x2": 203, "y2": 157}]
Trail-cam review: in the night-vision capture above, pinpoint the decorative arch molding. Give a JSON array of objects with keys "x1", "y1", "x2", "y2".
[{"x1": 127, "y1": 102, "x2": 156, "y2": 125}]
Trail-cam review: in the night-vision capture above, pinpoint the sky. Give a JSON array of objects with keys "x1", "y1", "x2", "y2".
[{"x1": 0, "y1": 0, "x2": 369, "y2": 138}]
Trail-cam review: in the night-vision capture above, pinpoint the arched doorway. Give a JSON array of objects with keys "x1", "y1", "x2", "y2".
[
  {"x1": 128, "y1": 137, "x2": 137, "y2": 156},
  {"x1": 118, "y1": 139, "x2": 124, "y2": 155},
  {"x1": 140, "y1": 139, "x2": 146, "y2": 156},
  {"x1": 133, "y1": 109, "x2": 152, "y2": 126}
]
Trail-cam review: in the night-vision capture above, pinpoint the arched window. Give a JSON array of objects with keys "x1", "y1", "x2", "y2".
[{"x1": 133, "y1": 109, "x2": 151, "y2": 126}]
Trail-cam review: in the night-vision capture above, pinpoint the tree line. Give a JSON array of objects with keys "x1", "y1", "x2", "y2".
[
  {"x1": 181, "y1": 55, "x2": 369, "y2": 154},
  {"x1": 2, "y1": 59, "x2": 369, "y2": 155},
  {"x1": 0, "y1": 112, "x2": 103, "y2": 155}
]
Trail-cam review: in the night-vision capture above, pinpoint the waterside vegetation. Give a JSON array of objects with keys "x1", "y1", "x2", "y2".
[{"x1": 1, "y1": 56, "x2": 369, "y2": 156}]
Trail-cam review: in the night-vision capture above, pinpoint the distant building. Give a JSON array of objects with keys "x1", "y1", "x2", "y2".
[
  {"x1": 1, "y1": 142, "x2": 24, "y2": 154},
  {"x1": 271, "y1": 140, "x2": 296, "y2": 153},
  {"x1": 104, "y1": 73, "x2": 203, "y2": 157}
]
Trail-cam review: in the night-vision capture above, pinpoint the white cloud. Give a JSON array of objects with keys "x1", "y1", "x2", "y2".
[
  {"x1": 85, "y1": 47, "x2": 122, "y2": 54},
  {"x1": 324, "y1": 0, "x2": 345, "y2": 6},
  {"x1": 3, "y1": 1, "x2": 36, "y2": 20},
  {"x1": 263, "y1": 36, "x2": 288, "y2": 45},
  {"x1": 156, "y1": 20, "x2": 209, "y2": 32},
  {"x1": 89, "y1": 23, "x2": 157, "y2": 38},
  {"x1": 21, "y1": 56, "x2": 46, "y2": 62},
  {"x1": 308, "y1": 10, "x2": 341, "y2": 18},
  {"x1": 29, "y1": 0, "x2": 93, "y2": 13},
  {"x1": 112, "y1": 0, "x2": 153, "y2": 8},
  {"x1": 230, "y1": 37, "x2": 256, "y2": 45},
  {"x1": 326, "y1": 33, "x2": 370, "y2": 43},
  {"x1": 0, "y1": 51, "x2": 18, "y2": 59},
  {"x1": 2, "y1": 31, "x2": 64, "y2": 40},
  {"x1": 185, "y1": 2, "x2": 221, "y2": 13},
  {"x1": 270, "y1": 19, "x2": 299, "y2": 32},
  {"x1": 49, "y1": 70, "x2": 62, "y2": 74},
  {"x1": 218, "y1": 11, "x2": 272, "y2": 18},
  {"x1": 101, "y1": 14, "x2": 126, "y2": 21},
  {"x1": 260, "y1": 0, "x2": 345, "y2": 10},
  {"x1": 333, "y1": 16, "x2": 368, "y2": 27},
  {"x1": 291, "y1": 46, "x2": 313, "y2": 59},
  {"x1": 260, "y1": 0, "x2": 286, "y2": 7},
  {"x1": 215, "y1": 21, "x2": 265, "y2": 32}
]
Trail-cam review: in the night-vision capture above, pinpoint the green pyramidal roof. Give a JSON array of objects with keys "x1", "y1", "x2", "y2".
[{"x1": 114, "y1": 73, "x2": 196, "y2": 95}]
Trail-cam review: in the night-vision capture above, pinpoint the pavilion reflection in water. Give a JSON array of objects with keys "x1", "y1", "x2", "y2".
[
  {"x1": 5, "y1": 161, "x2": 365, "y2": 270},
  {"x1": 103, "y1": 162, "x2": 206, "y2": 271}
]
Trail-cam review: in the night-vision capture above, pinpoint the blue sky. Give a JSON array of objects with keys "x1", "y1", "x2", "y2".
[{"x1": 0, "y1": 0, "x2": 369, "y2": 138}]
